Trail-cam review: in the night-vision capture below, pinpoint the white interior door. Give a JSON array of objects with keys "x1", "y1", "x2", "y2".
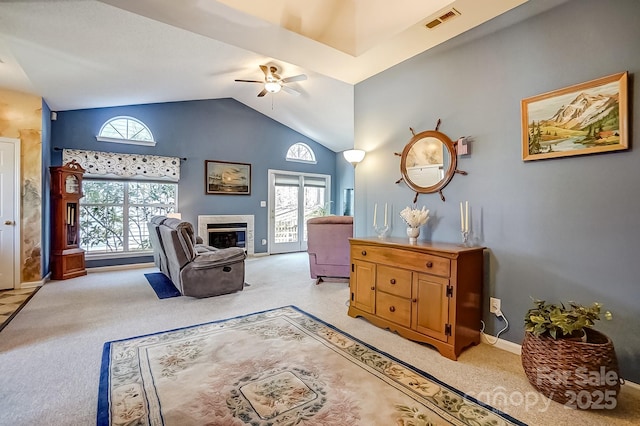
[
  {"x1": 268, "y1": 170, "x2": 330, "y2": 254},
  {"x1": 0, "y1": 138, "x2": 20, "y2": 290}
]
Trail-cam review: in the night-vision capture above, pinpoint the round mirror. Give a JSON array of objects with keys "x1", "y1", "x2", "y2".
[{"x1": 400, "y1": 130, "x2": 457, "y2": 195}]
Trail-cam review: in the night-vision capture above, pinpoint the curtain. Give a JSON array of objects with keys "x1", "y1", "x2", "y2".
[{"x1": 62, "y1": 149, "x2": 180, "y2": 182}]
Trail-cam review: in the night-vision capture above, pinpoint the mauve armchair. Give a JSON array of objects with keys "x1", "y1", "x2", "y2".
[{"x1": 306, "y1": 215, "x2": 353, "y2": 284}]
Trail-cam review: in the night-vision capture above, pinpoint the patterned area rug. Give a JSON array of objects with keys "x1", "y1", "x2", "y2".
[{"x1": 98, "y1": 306, "x2": 525, "y2": 425}]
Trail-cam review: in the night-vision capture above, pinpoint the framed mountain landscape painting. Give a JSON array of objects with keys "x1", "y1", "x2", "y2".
[{"x1": 522, "y1": 72, "x2": 628, "y2": 161}]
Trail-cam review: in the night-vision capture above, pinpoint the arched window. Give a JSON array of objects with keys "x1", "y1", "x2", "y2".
[
  {"x1": 96, "y1": 116, "x2": 156, "y2": 146},
  {"x1": 286, "y1": 142, "x2": 316, "y2": 164}
]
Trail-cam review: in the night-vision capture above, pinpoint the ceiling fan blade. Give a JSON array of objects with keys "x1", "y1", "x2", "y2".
[
  {"x1": 235, "y1": 79, "x2": 264, "y2": 83},
  {"x1": 281, "y1": 74, "x2": 307, "y2": 84},
  {"x1": 257, "y1": 88, "x2": 268, "y2": 97},
  {"x1": 259, "y1": 65, "x2": 269, "y2": 77},
  {"x1": 281, "y1": 85, "x2": 301, "y2": 96}
]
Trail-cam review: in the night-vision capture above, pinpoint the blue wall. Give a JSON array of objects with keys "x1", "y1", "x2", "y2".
[
  {"x1": 354, "y1": 0, "x2": 640, "y2": 382},
  {"x1": 51, "y1": 98, "x2": 338, "y2": 262}
]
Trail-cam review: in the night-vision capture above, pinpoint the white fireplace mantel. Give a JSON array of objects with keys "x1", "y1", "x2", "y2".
[{"x1": 198, "y1": 215, "x2": 254, "y2": 256}]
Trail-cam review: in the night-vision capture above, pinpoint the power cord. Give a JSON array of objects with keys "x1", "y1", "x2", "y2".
[{"x1": 480, "y1": 309, "x2": 509, "y2": 345}]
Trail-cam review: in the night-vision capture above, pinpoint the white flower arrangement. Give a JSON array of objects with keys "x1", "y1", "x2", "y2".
[{"x1": 399, "y1": 205, "x2": 430, "y2": 228}]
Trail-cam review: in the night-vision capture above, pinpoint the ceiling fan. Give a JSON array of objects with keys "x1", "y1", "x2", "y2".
[{"x1": 235, "y1": 64, "x2": 307, "y2": 97}]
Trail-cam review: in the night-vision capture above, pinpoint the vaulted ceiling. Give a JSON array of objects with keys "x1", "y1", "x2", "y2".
[{"x1": 0, "y1": 0, "x2": 561, "y2": 152}]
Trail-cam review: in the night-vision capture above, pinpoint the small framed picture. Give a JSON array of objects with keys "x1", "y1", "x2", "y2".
[
  {"x1": 205, "y1": 160, "x2": 251, "y2": 195},
  {"x1": 521, "y1": 72, "x2": 628, "y2": 161}
]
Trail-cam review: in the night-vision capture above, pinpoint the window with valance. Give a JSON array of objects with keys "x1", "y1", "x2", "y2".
[{"x1": 61, "y1": 149, "x2": 180, "y2": 257}]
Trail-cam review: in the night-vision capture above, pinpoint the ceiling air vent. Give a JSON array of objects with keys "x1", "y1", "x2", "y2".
[{"x1": 425, "y1": 8, "x2": 461, "y2": 30}]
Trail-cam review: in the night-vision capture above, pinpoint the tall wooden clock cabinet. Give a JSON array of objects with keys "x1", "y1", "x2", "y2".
[{"x1": 50, "y1": 160, "x2": 87, "y2": 280}]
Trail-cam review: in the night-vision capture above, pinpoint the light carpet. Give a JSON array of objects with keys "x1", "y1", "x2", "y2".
[{"x1": 98, "y1": 306, "x2": 524, "y2": 426}]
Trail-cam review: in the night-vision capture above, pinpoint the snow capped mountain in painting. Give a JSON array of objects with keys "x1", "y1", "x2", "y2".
[{"x1": 543, "y1": 92, "x2": 618, "y2": 130}]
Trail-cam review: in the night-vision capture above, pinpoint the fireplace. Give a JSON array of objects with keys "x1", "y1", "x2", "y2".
[
  {"x1": 198, "y1": 215, "x2": 254, "y2": 256},
  {"x1": 207, "y1": 222, "x2": 247, "y2": 250}
]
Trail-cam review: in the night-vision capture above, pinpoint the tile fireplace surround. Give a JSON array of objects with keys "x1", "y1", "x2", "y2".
[{"x1": 198, "y1": 215, "x2": 255, "y2": 256}]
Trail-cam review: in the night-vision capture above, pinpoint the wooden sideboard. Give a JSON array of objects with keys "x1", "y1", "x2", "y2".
[{"x1": 348, "y1": 237, "x2": 485, "y2": 360}]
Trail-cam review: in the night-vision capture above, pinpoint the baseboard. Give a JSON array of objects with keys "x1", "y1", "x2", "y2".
[
  {"x1": 19, "y1": 282, "x2": 43, "y2": 289},
  {"x1": 481, "y1": 334, "x2": 640, "y2": 389},
  {"x1": 624, "y1": 379, "x2": 640, "y2": 391},
  {"x1": 88, "y1": 262, "x2": 155, "y2": 273},
  {"x1": 481, "y1": 333, "x2": 522, "y2": 355},
  {"x1": 20, "y1": 273, "x2": 49, "y2": 289}
]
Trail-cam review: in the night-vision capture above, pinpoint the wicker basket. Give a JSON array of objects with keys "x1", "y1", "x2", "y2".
[{"x1": 521, "y1": 328, "x2": 620, "y2": 409}]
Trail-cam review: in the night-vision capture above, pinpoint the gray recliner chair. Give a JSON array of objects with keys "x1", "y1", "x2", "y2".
[
  {"x1": 148, "y1": 215, "x2": 219, "y2": 276},
  {"x1": 148, "y1": 215, "x2": 169, "y2": 275},
  {"x1": 158, "y1": 218, "x2": 246, "y2": 298}
]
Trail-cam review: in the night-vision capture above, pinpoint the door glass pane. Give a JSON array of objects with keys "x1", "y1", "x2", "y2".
[
  {"x1": 274, "y1": 185, "x2": 298, "y2": 243},
  {"x1": 303, "y1": 185, "x2": 326, "y2": 241},
  {"x1": 303, "y1": 176, "x2": 331, "y2": 241}
]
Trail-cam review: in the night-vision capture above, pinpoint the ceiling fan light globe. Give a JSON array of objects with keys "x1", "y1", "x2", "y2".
[{"x1": 264, "y1": 82, "x2": 281, "y2": 93}]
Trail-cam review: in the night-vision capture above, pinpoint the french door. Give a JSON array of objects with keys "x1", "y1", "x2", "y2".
[{"x1": 268, "y1": 170, "x2": 331, "y2": 254}]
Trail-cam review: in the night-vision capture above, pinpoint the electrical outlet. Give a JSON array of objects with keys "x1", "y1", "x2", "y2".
[{"x1": 490, "y1": 297, "x2": 501, "y2": 315}]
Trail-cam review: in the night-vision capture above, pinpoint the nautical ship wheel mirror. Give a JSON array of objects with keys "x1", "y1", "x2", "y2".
[{"x1": 396, "y1": 120, "x2": 467, "y2": 202}]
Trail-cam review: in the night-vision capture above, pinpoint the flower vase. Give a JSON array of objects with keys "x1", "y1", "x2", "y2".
[{"x1": 406, "y1": 226, "x2": 420, "y2": 244}]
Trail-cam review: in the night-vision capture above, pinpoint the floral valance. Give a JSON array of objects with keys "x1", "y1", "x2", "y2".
[{"x1": 62, "y1": 149, "x2": 180, "y2": 182}]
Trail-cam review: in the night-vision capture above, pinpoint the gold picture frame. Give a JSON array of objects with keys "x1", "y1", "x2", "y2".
[
  {"x1": 205, "y1": 160, "x2": 251, "y2": 195},
  {"x1": 521, "y1": 72, "x2": 628, "y2": 161}
]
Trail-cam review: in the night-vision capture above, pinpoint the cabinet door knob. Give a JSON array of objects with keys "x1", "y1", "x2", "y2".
[
  {"x1": 426, "y1": 261, "x2": 433, "y2": 268},
  {"x1": 4, "y1": 220, "x2": 14, "y2": 225},
  {"x1": 370, "y1": 286, "x2": 375, "y2": 290},
  {"x1": 389, "y1": 306, "x2": 396, "y2": 312},
  {"x1": 390, "y1": 279, "x2": 396, "y2": 284},
  {"x1": 361, "y1": 250, "x2": 367, "y2": 256}
]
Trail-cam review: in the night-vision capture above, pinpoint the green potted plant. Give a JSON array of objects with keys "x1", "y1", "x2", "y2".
[
  {"x1": 524, "y1": 299, "x2": 612, "y2": 340},
  {"x1": 521, "y1": 299, "x2": 621, "y2": 409}
]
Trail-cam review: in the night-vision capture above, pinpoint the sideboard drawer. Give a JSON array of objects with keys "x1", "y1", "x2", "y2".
[
  {"x1": 376, "y1": 292, "x2": 411, "y2": 327},
  {"x1": 377, "y1": 265, "x2": 412, "y2": 298},
  {"x1": 352, "y1": 244, "x2": 450, "y2": 278}
]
